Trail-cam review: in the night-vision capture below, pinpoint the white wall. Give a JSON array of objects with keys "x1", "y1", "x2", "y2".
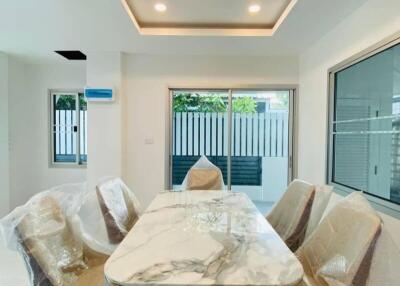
[
  {"x1": 8, "y1": 59, "x2": 87, "y2": 208},
  {"x1": 298, "y1": 0, "x2": 400, "y2": 246},
  {"x1": 124, "y1": 54, "x2": 298, "y2": 207},
  {"x1": 298, "y1": 0, "x2": 400, "y2": 184},
  {"x1": 0, "y1": 53, "x2": 10, "y2": 217},
  {"x1": 86, "y1": 52, "x2": 123, "y2": 192}
]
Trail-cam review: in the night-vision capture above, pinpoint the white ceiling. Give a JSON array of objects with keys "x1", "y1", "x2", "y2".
[{"x1": 0, "y1": 0, "x2": 368, "y2": 63}]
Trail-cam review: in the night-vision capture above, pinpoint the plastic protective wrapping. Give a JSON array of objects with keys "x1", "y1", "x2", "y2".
[
  {"x1": 0, "y1": 183, "x2": 108, "y2": 286},
  {"x1": 366, "y1": 226, "x2": 400, "y2": 286},
  {"x1": 96, "y1": 177, "x2": 142, "y2": 244},
  {"x1": 296, "y1": 192, "x2": 382, "y2": 286},
  {"x1": 72, "y1": 177, "x2": 143, "y2": 255},
  {"x1": 304, "y1": 185, "x2": 333, "y2": 240},
  {"x1": 0, "y1": 183, "x2": 88, "y2": 253},
  {"x1": 181, "y1": 155, "x2": 225, "y2": 190},
  {"x1": 266, "y1": 179, "x2": 315, "y2": 251}
]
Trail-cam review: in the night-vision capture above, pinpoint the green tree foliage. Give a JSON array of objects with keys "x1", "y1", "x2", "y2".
[
  {"x1": 55, "y1": 94, "x2": 87, "y2": 110},
  {"x1": 173, "y1": 93, "x2": 226, "y2": 112},
  {"x1": 232, "y1": 97, "x2": 257, "y2": 113},
  {"x1": 173, "y1": 93, "x2": 257, "y2": 113}
]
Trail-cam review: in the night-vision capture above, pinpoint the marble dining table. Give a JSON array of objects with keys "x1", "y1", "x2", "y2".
[{"x1": 104, "y1": 190, "x2": 304, "y2": 286}]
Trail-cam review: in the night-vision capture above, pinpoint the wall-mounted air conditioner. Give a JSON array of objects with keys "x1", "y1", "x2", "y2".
[{"x1": 84, "y1": 87, "x2": 114, "y2": 102}]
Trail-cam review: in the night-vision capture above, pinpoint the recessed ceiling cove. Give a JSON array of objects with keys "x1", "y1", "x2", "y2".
[{"x1": 122, "y1": 0, "x2": 298, "y2": 36}]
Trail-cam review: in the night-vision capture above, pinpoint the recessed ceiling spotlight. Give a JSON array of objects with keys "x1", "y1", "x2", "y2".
[
  {"x1": 154, "y1": 3, "x2": 167, "y2": 12},
  {"x1": 248, "y1": 4, "x2": 261, "y2": 13}
]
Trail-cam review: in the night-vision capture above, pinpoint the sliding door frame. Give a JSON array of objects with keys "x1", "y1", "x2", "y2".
[{"x1": 167, "y1": 85, "x2": 297, "y2": 191}]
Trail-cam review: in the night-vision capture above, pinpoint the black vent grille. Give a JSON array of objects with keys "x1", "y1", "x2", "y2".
[{"x1": 55, "y1": 50, "x2": 86, "y2": 60}]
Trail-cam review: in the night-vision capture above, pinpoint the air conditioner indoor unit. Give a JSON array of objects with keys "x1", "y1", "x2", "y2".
[{"x1": 84, "y1": 87, "x2": 114, "y2": 102}]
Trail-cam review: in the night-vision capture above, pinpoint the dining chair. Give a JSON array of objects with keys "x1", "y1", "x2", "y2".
[
  {"x1": 96, "y1": 178, "x2": 143, "y2": 244},
  {"x1": 16, "y1": 196, "x2": 108, "y2": 286},
  {"x1": 266, "y1": 179, "x2": 315, "y2": 251},
  {"x1": 182, "y1": 155, "x2": 224, "y2": 190},
  {"x1": 295, "y1": 192, "x2": 382, "y2": 286},
  {"x1": 366, "y1": 226, "x2": 400, "y2": 286},
  {"x1": 304, "y1": 185, "x2": 333, "y2": 240}
]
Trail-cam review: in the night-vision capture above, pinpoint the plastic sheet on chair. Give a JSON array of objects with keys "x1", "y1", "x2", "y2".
[
  {"x1": 266, "y1": 179, "x2": 315, "y2": 251},
  {"x1": 0, "y1": 183, "x2": 107, "y2": 286},
  {"x1": 71, "y1": 177, "x2": 143, "y2": 255},
  {"x1": 304, "y1": 185, "x2": 333, "y2": 240},
  {"x1": 365, "y1": 222, "x2": 400, "y2": 286},
  {"x1": 0, "y1": 183, "x2": 87, "y2": 252},
  {"x1": 181, "y1": 155, "x2": 224, "y2": 190},
  {"x1": 96, "y1": 177, "x2": 142, "y2": 244},
  {"x1": 295, "y1": 192, "x2": 382, "y2": 286}
]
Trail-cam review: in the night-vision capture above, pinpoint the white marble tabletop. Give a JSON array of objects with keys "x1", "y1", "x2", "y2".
[{"x1": 104, "y1": 191, "x2": 303, "y2": 286}]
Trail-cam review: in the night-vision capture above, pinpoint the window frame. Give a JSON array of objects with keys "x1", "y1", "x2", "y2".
[
  {"x1": 48, "y1": 89, "x2": 87, "y2": 168},
  {"x1": 327, "y1": 31, "x2": 400, "y2": 218}
]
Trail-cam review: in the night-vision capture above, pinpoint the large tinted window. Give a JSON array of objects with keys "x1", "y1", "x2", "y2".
[{"x1": 332, "y1": 43, "x2": 400, "y2": 205}]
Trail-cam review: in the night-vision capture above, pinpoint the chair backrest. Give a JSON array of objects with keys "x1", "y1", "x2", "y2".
[
  {"x1": 17, "y1": 197, "x2": 86, "y2": 286},
  {"x1": 304, "y1": 185, "x2": 333, "y2": 240},
  {"x1": 366, "y1": 226, "x2": 400, "y2": 286},
  {"x1": 296, "y1": 192, "x2": 382, "y2": 286},
  {"x1": 266, "y1": 179, "x2": 315, "y2": 251},
  {"x1": 182, "y1": 156, "x2": 224, "y2": 190},
  {"x1": 96, "y1": 178, "x2": 142, "y2": 244}
]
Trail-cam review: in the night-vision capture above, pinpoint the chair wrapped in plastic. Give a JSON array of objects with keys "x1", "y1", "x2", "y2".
[
  {"x1": 366, "y1": 224, "x2": 400, "y2": 286},
  {"x1": 295, "y1": 192, "x2": 382, "y2": 286},
  {"x1": 304, "y1": 185, "x2": 333, "y2": 240},
  {"x1": 96, "y1": 177, "x2": 143, "y2": 244},
  {"x1": 181, "y1": 156, "x2": 224, "y2": 190},
  {"x1": 0, "y1": 183, "x2": 108, "y2": 286},
  {"x1": 266, "y1": 179, "x2": 315, "y2": 251}
]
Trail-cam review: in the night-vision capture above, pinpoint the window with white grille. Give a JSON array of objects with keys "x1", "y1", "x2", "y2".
[{"x1": 50, "y1": 90, "x2": 87, "y2": 166}]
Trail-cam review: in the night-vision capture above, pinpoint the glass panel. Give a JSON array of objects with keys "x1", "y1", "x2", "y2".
[
  {"x1": 171, "y1": 90, "x2": 229, "y2": 189},
  {"x1": 231, "y1": 90, "x2": 290, "y2": 210},
  {"x1": 333, "y1": 42, "x2": 400, "y2": 204},
  {"x1": 79, "y1": 93, "x2": 87, "y2": 164},
  {"x1": 53, "y1": 93, "x2": 77, "y2": 163}
]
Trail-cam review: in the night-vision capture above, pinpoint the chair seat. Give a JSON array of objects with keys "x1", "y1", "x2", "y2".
[
  {"x1": 296, "y1": 260, "x2": 327, "y2": 286},
  {"x1": 296, "y1": 280, "x2": 309, "y2": 286},
  {"x1": 75, "y1": 264, "x2": 104, "y2": 286},
  {"x1": 297, "y1": 279, "x2": 320, "y2": 286}
]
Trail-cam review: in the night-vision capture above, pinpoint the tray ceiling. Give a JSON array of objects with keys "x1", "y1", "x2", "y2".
[{"x1": 122, "y1": 0, "x2": 298, "y2": 36}]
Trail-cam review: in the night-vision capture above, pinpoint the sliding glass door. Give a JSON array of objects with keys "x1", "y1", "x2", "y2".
[
  {"x1": 170, "y1": 89, "x2": 294, "y2": 206},
  {"x1": 171, "y1": 90, "x2": 229, "y2": 187},
  {"x1": 231, "y1": 91, "x2": 291, "y2": 205}
]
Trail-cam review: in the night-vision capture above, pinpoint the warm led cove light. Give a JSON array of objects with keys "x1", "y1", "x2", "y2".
[
  {"x1": 248, "y1": 4, "x2": 261, "y2": 13},
  {"x1": 154, "y1": 3, "x2": 167, "y2": 12}
]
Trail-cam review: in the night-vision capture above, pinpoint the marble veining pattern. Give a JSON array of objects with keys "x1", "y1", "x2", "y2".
[{"x1": 105, "y1": 191, "x2": 303, "y2": 286}]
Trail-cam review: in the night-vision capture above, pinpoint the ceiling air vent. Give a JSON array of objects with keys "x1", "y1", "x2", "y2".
[{"x1": 55, "y1": 50, "x2": 86, "y2": 60}]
